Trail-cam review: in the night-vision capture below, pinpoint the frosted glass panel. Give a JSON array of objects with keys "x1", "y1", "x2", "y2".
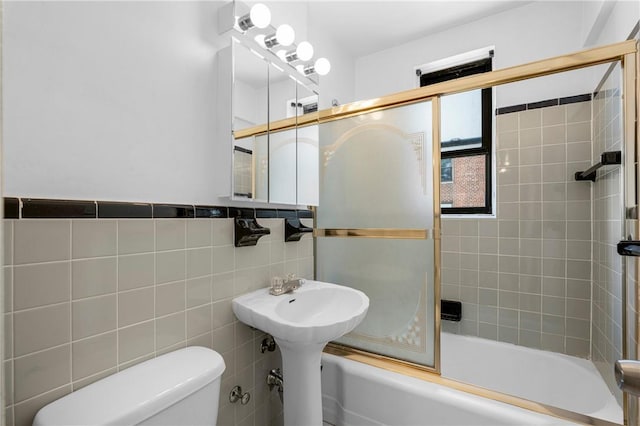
[
  {"x1": 316, "y1": 100, "x2": 436, "y2": 368},
  {"x1": 318, "y1": 102, "x2": 433, "y2": 229},
  {"x1": 317, "y1": 238, "x2": 435, "y2": 366}
]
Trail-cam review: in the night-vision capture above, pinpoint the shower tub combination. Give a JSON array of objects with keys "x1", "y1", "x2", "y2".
[
  {"x1": 321, "y1": 333, "x2": 622, "y2": 426},
  {"x1": 312, "y1": 39, "x2": 637, "y2": 426}
]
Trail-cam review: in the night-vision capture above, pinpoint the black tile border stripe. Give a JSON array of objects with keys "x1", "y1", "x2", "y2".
[
  {"x1": 22, "y1": 199, "x2": 97, "y2": 219},
  {"x1": 277, "y1": 209, "x2": 298, "y2": 219},
  {"x1": 4, "y1": 197, "x2": 313, "y2": 220},
  {"x1": 195, "y1": 206, "x2": 228, "y2": 218},
  {"x1": 153, "y1": 204, "x2": 195, "y2": 218},
  {"x1": 495, "y1": 104, "x2": 526, "y2": 115},
  {"x1": 229, "y1": 208, "x2": 255, "y2": 219},
  {"x1": 98, "y1": 201, "x2": 152, "y2": 218},
  {"x1": 496, "y1": 93, "x2": 592, "y2": 115},
  {"x1": 526, "y1": 98, "x2": 558, "y2": 110},
  {"x1": 256, "y1": 208, "x2": 278, "y2": 218},
  {"x1": 4, "y1": 198, "x2": 19, "y2": 219},
  {"x1": 559, "y1": 94, "x2": 591, "y2": 105}
]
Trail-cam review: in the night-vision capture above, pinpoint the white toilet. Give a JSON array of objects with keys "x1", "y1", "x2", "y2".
[{"x1": 33, "y1": 346, "x2": 226, "y2": 425}]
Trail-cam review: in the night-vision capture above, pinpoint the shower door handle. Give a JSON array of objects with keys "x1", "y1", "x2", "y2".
[
  {"x1": 617, "y1": 240, "x2": 640, "y2": 257},
  {"x1": 615, "y1": 360, "x2": 640, "y2": 395}
]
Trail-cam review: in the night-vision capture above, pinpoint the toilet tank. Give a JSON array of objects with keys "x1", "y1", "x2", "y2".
[{"x1": 33, "y1": 346, "x2": 225, "y2": 426}]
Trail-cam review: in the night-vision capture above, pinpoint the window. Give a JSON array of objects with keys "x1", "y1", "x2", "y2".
[
  {"x1": 441, "y1": 158, "x2": 453, "y2": 183},
  {"x1": 419, "y1": 56, "x2": 493, "y2": 214}
]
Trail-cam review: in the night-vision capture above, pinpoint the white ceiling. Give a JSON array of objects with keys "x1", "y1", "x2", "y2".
[
  {"x1": 236, "y1": 1, "x2": 538, "y2": 87},
  {"x1": 307, "y1": 1, "x2": 535, "y2": 57}
]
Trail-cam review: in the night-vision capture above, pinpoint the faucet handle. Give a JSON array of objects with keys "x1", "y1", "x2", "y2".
[{"x1": 270, "y1": 276, "x2": 283, "y2": 292}]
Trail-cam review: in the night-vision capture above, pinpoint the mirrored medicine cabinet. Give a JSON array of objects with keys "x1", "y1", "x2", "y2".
[{"x1": 225, "y1": 36, "x2": 319, "y2": 206}]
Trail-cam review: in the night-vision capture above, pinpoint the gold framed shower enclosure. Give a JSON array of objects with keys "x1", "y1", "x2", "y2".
[
  {"x1": 240, "y1": 39, "x2": 639, "y2": 426},
  {"x1": 316, "y1": 39, "x2": 638, "y2": 426}
]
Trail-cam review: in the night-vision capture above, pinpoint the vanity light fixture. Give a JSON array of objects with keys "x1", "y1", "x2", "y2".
[
  {"x1": 298, "y1": 57, "x2": 331, "y2": 76},
  {"x1": 296, "y1": 41, "x2": 314, "y2": 61},
  {"x1": 224, "y1": 0, "x2": 331, "y2": 77},
  {"x1": 254, "y1": 34, "x2": 266, "y2": 47},
  {"x1": 314, "y1": 57, "x2": 331, "y2": 76},
  {"x1": 237, "y1": 3, "x2": 271, "y2": 31},
  {"x1": 264, "y1": 24, "x2": 295, "y2": 48},
  {"x1": 283, "y1": 42, "x2": 313, "y2": 63},
  {"x1": 276, "y1": 49, "x2": 288, "y2": 62},
  {"x1": 284, "y1": 49, "x2": 299, "y2": 62}
]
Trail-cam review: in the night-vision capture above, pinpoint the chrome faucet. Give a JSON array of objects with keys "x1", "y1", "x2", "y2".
[{"x1": 269, "y1": 274, "x2": 305, "y2": 296}]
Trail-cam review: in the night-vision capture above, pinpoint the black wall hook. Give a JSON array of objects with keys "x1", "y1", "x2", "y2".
[
  {"x1": 234, "y1": 217, "x2": 270, "y2": 247},
  {"x1": 284, "y1": 218, "x2": 313, "y2": 242}
]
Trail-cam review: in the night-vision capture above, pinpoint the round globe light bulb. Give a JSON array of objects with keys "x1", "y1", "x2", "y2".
[
  {"x1": 314, "y1": 57, "x2": 331, "y2": 76},
  {"x1": 249, "y1": 4, "x2": 271, "y2": 29},
  {"x1": 276, "y1": 24, "x2": 295, "y2": 47},
  {"x1": 296, "y1": 41, "x2": 314, "y2": 61},
  {"x1": 295, "y1": 64, "x2": 305, "y2": 75}
]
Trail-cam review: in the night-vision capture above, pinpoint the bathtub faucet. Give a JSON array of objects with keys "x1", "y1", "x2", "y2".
[{"x1": 269, "y1": 274, "x2": 305, "y2": 296}]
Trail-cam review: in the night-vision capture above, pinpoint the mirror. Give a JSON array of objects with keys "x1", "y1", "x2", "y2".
[
  {"x1": 230, "y1": 36, "x2": 320, "y2": 206},
  {"x1": 232, "y1": 38, "x2": 269, "y2": 202},
  {"x1": 232, "y1": 38, "x2": 267, "y2": 133},
  {"x1": 296, "y1": 81, "x2": 319, "y2": 206},
  {"x1": 268, "y1": 63, "x2": 297, "y2": 204}
]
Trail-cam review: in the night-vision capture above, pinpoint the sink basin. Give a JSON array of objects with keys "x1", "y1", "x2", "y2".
[
  {"x1": 232, "y1": 280, "x2": 369, "y2": 344},
  {"x1": 232, "y1": 280, "x2": 369, "y2": 426}
]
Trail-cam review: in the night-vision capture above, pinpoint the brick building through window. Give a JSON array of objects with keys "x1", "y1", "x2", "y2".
[{"x1": 440, "y1": 156, "x2": 486, "y2": 207}]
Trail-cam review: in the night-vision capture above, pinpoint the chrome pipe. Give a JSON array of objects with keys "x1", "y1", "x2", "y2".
[{"x1": 615, "y1": 360, "x2": 640, "y2": 395}]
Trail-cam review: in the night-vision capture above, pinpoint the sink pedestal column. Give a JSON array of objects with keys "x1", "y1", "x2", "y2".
[{"x1": 276, "y1": 339, "x2": 325, "y2": 426}]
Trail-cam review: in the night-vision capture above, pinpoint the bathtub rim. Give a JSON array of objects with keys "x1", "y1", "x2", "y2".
[{"x1": 324, "y1": 342, "x2": 621, "y2": 426}]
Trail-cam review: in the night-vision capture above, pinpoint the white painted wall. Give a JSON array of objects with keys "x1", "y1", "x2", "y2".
[
  {"x1": 2, "y1": 0, "x2": 352, "y2": 205},
  {"x1": 354, "y1": 2, "x2": 594, "y2": 108},
  {"x1": 3, "y1": 1, "x2": 635, "y2": 205},
  {"x1": 4, "y1": 1, "x2": 227, "y2": 204},
  {"x1": 585, "y1": 0, "x2": 639, "y2": 47},
  {"x1": 308, "y1": 21, "x2": 356, "y2": 109},
  {"x1": 581, "y1": 0, "x2": 639, "y2": 90}
]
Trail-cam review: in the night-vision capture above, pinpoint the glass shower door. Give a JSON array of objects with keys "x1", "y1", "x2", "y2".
[{"x1": 316, "y1": 101, "x2": 439, "y2": 368}]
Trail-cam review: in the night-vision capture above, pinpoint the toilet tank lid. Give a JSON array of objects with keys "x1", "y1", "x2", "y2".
[{"x1": 33, "y1": 346, "x2": 225, "y2": 426}]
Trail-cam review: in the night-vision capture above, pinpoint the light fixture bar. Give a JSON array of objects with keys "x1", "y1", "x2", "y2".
[
  {"x1": 228, "y1": 1, "x2": 330, "y2": 77},
  {"x1": 237, "y1": 3, "x2": 271, "y2": 31}
]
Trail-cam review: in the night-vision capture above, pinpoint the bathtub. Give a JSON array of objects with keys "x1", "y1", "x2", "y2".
[
  {"x1": 441, "y1": 332, "x2": 622, "y2": 424},
  {"x1": 321, "y1": 333, "x2": 623, "y2": 426}
]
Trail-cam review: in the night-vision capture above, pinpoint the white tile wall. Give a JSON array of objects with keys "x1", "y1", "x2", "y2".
[
  {"x1": 442, "y1": 100, "x2": 593, "y2": 357},
  {"x1": 3, "y1": 217, "x2": 313, "y2": 426}
]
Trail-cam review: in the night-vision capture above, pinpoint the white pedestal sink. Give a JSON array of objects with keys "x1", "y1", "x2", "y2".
[{"x1": 232, "y1": 280, "x2": 369, "y2": 426}]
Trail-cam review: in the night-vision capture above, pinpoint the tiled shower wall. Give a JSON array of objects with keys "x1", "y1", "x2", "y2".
[
  {"x1": 441, "y1": 99, "x2": 593, "y2": 357},
  {"x1": 3, "y1": 216, "x2": 313, "y2": 426},
  {"x1": 591, "y1": 66, "x2": 624, "y2": 401}
]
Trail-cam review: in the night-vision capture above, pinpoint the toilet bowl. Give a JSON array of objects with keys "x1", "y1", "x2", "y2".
[{"x1": 33, "y1": 346, "x2": 225, "y2": 425}]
